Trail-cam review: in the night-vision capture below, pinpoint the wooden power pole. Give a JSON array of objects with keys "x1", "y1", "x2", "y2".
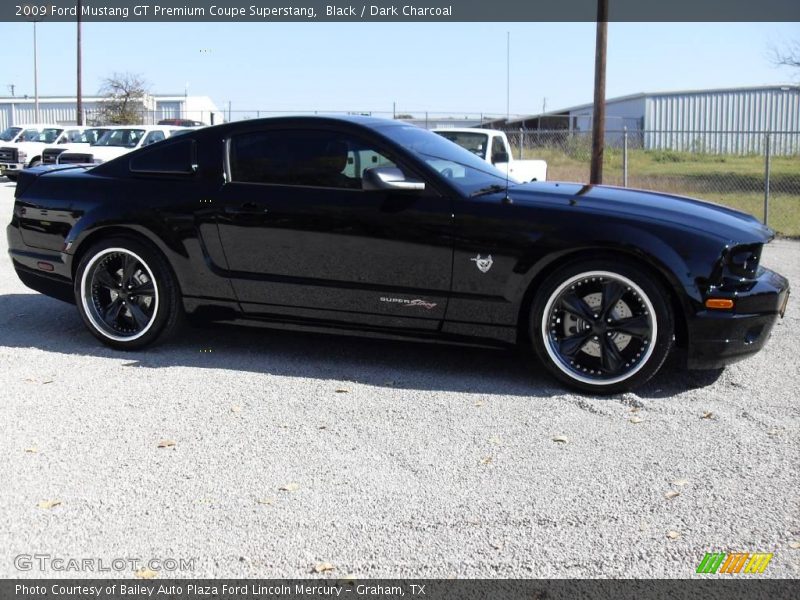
[
  {"x1": 590, "y1": 0, "x2": 608, "y2": 185},
  {"x1": 77, "y1": 0, "x2": 83, "y2": 125}
]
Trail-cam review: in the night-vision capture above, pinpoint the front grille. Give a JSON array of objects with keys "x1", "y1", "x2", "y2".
[
  {"x1": 58, "y1": 153, "x2": 93, "y2": 164},
  {"x1": 43, "y1": 148, "x2": 65, "y2": 164},
  {"x1": 0, "y1": 147, "x2": 18, "y2": 162}
]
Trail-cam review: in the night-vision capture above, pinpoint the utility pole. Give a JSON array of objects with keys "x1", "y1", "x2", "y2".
[
  {"x1": 589, "y1": 0, "x2": 608, "y2": 185},
  {"x1": 33, "y1": 19, "x2": 40, "y2": 122},
  {"x1": 77, "y1": 0, "x2": 83, "y2": 125}
]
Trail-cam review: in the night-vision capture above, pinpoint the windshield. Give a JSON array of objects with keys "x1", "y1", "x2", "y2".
[
  {"x1": 94, "y1": 129, "x2": 146, "y2": 148},
  {"x1": 61, "y1": 128, "x2": 109, "y2": 144},
  {"x1": 0, "y1": 127, "x2": 21, "y2": 142},
  {"x1": 433, "y1": 131, "x2": 489, "y2": 160},
  {"x1": 380, "y1": 125, "x2": 516, "y2": 194},
  {"x1": 21, "y1": 128, "x2": 64, "y2": 143}
]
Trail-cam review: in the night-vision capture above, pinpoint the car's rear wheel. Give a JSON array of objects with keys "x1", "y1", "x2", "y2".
[
  {"x1": 74, "y1": 237, "x2": 181, "y2": 350},
  {"x1": 530, "y1": 259, "x2": 674, "y2": 394}
]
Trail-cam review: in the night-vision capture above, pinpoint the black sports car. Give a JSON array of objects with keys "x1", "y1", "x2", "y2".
[{"x1": 5, "y1": 116, "x2": 790, "y2": 393}]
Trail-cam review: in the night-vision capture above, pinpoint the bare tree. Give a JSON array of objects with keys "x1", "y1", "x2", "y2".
[
  {"x1": 95, "y1": 72, "x2": 149, "y2": 124},
  {"x1": 770, "y1": 40, "x2": 800, "y2": 76}
]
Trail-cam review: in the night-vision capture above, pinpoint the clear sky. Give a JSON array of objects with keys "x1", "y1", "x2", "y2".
[{"x1": 1, "y1": 21, "x2": 798, "y2": 117}]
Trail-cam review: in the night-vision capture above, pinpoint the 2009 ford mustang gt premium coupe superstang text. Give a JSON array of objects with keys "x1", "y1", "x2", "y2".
[{"x1": 6, "y1": 116, "x2": 790, "y2": 393}]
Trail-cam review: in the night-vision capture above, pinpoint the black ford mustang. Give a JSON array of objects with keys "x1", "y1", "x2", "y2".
[{"x1": 5, "y1": 116, "x2": 790, "y2": 393}]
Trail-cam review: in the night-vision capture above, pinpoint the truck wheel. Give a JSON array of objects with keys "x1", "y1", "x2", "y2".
[
  {"x1": 530, "y1": 258, "x2": 674, "y2": 394},
  {"x1": 74, "y1": 236, "x2": 182, "y2": 350},
  {"x1": 28, "y1": 159, "x2": 42, "y2": 168}
]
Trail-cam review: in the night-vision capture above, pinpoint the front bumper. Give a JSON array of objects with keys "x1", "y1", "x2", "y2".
[
  {"x1": 686, "y1": 267, "x2": 790, "y2": 369},
  {"x1": 0, "y1": 162, "x2": 23, "y2": 174}
]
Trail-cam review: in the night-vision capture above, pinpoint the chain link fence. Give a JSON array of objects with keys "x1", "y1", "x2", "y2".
[{"x1": 503, "y1": 129, "x2": 800, "y2": 238}]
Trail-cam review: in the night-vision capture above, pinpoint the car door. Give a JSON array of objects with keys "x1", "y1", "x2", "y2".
[{"x1": 213, "y1": 126, "x2": 453, "y2": 330}]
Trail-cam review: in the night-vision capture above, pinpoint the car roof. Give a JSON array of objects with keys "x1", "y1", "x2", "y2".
[{"x1": 432, "y1": 128, "x2": 499, "y2": 135}]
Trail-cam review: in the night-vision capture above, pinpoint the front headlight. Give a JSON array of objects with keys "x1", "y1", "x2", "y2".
[
  {"x1": 18, "y1": 150, "x2": 27, "y2": 162},
  {"x1": 726, "y1": 243, "x2": 762, "y2": 279}
]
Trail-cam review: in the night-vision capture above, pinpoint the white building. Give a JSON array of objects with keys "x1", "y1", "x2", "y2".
[
  {"x1": 0, "y1": 94, "x2": 224, "y2": 128},
  {"x1": 492, "y1": 85, "x2": 800, "y2": 154}
]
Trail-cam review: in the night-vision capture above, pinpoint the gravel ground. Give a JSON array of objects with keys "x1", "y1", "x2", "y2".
[{"x1": 0, "y1": 180, "x2": 798, "y2": 579}]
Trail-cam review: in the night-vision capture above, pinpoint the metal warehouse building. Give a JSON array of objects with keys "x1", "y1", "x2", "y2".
[
  {"x1": 0, "y1": 94, "x2": 223, "y2": 129},
  {"x1": 495, "y1": 85, "x2": 800, "y2": 154}
]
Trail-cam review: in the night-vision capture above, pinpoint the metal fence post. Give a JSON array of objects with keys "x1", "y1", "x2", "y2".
[
  {"x1": 764, "y1": 132, "x2": 771, "y2": 226},
  {"x1": 623, "y1": 126, "x2": 628, "y2": 187}
]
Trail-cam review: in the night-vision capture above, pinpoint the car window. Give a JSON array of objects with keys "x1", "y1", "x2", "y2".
[
  {"x1": 229, "y1": 129, "x2": 397, "y2": 189},
  {"x1": 130, "y1": 138, "x2": 196, "y2": 175},
  {"x1": 95, "y1": 129, "x2": 146, "y2": 147},
  {"x1": 61, "y1": 129, "x2": 85, "y2": 143},
  {"x1": 143, "y1": 131, "x2": 166, "y2": 146},
  {"x1": 435, "y1": 131, "x2": 488, "y2": 159},
  {"x1": 491, "y1": 136, "x2": 506, "y2": 160},
  {"x1": 0, "y1": 127, "x2": 22, "y2": 142}
]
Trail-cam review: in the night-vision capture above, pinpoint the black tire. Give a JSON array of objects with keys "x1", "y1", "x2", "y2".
[
  {"x1": 28, "y1": 159, "x2": 42, "y2": 168},
  {"x1": 74, "y1": 236, "x2": 182, "y2": 350},
  {"x1": 530, "y1": 257, "x2": 674, "y2": 394}
]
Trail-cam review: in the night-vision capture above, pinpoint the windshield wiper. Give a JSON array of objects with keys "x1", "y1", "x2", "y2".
[{"x1": 470, "y1": 184, "x2": 508, "y2": 198}]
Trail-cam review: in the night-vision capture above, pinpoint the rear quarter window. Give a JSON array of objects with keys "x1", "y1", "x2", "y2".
[{"x1": 129, "y1": 138, "x2": 197, "y2": 175}]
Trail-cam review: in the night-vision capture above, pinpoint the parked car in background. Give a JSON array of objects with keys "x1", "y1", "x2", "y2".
[
  {"x1": 0, "y1": 124, "x2": 68, "y2": 180},
  {"x1": 6, "y1": 116, "x2": 789, "y2": 394},
  {"x1": 57, "y1": 125, "x2": 186, "y2": 165},
  {"x1": 433, "y1": 128, "x2": 547, "y2": 182},
  {"x1": 41, "y1": 127, "x2": 111, "y2": 165}
]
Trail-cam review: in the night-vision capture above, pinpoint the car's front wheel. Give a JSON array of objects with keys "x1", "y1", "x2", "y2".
[
  {"x1": 530, "y1": 259, "x2": 674, "y2": 394},
  {"x1": 74, "y1": 237, "x2": 182, "y2": 350}
]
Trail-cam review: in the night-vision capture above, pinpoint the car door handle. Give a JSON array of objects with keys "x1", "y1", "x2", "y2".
[{"x1": 225, "y1": 202, "x2": 268, "y2": 214}]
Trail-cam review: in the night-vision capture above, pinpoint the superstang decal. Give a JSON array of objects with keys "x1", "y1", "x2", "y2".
[{"x1": 379, "y1": 297, "x2": 438, "y2": 310}]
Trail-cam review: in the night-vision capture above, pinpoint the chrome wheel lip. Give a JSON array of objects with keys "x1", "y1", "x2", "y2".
[
  {"x1": 540, "y1": 270, "x2": 657, "y2": 387},
  {"x1": 80, "y1": 248, "x2": 160, "y2": 342}
]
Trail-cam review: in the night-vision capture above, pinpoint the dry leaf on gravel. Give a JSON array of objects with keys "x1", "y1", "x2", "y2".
[
  {"x1": 42, "y1": 380, "x2": 54, "y2": 385},
  {"x1": 667, "y1": 530, "x2": 681, "y2": 540},
  {"x1": 671, "y1": 479, "x2": 689, "y2": 487},
  {"x1": 701, "y1": 411, "x2": 714, "y2": 419},
  {"x1": 230, "y1": 405, "x2": 242, "y2": 413},
  {"x1": 314, "y1": 562, "x2": 335, "y2": 573},
  {"x1": 157, "y1": 439, "x2": 176, "y2": 448},
  {"x1": 629, "y1": 416, "x2": 643, "y2": 424},
  {"x1": 490, "y1": 541, "x2": 503, "y2": 550},
  {"x1": 789, "y1": 541, "x2": 800, "y2": 549},
  {"x1": 24, "y1": 447, "x2": 38, "y2": 453},
  {"x1": 664, "y1": 490, "x2": 681, "y2": 500},
  {"x1": 134, "y1": 568, "x2": 157, "y2": 579},
  {"x1": 474, "y1": 400, "x2": 484, "y2": 407},
  {"x1": 279, "y1": 483, "x2": 300, "y2": 492},
  {"x1": 335, "y1": 388, "x2": 349, "y2": 394},
  {"x1": 480, "y1": 456, "x2": 493, "y2": 465},
  {"x1": 488, "y1": 436, "x2": 501, "y2": 445},
  {"x1": 37, "y1": 499, "x2": 61, "y2": 509},
  {"x1": 256, "y1": 498, "x2": 275, "y2": 505},
  {"x1": 552, "y1": 436, "x2": 569, "y2": 444}
]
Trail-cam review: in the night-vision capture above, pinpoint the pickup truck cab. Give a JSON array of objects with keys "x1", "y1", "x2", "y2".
[
  {"x1": 433, "y1": 127, "x2": 547, "y2": 182},
  {"x1": 0, "y1": 124, "x2": 77, "y2": 180},
  {"x1": 57, "y1": 125, "x2": 185, "y2": 165},
  {"x1": 42, "y1": 127, "x2": 111, "y2": 165}
]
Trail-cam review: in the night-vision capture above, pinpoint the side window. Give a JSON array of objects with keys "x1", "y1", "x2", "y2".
[
  {"x1": 143, "y1": 131, "x2": 166, "y2": 146},
  {"x1": 129, "y1": 138, "x2": 197, "y2": 175},
  {"x1": 491, "y1": 136, "x2": 506, "y2": 161},
  {"x1": 229, "y1": 129, "x2": 397, "y2": 189}
]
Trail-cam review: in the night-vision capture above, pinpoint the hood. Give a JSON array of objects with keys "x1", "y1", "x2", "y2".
[
  {"x1": 508, "y1": 182, "x2": 774, "y2": 244},
  {"x1": 82, "y1": 146, "x2": 134, "y2": 162},
  {"x1": 8, "y1": 140, "x2": 51, "y2": 153},
  {"x1": 48, "y1": 142, "x2": 90, "y2": 153}
]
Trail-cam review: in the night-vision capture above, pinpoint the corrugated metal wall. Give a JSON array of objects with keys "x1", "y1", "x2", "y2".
[{"x1": 645, "y1": 87, "x2": 800, "y2": 154}]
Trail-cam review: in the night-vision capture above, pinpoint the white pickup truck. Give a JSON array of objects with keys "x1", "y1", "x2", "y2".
[
  {"x1": 433, "y1": 128, "x2": 547, "y2": 183},
  {"x1": 0, "y1": 124, "x2": 72, "y2": 180}
]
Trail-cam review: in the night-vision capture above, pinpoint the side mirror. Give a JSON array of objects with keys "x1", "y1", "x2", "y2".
[
  {"x1": 492, "y1": 151, "x2": 510, "y2": 164},
  {"x1": 363, "y1": 166, "x2": 425, "y2": 191}
]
